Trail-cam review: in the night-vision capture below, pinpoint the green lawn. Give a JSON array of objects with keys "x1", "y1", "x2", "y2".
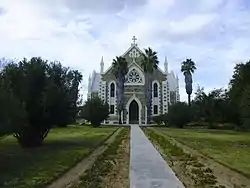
[
  {"x1": 152, "y1": 127, "x2": 250, "y2": 177},
  {"x1": 0, "y1": 126, "x2": 117, "y2": 188}
]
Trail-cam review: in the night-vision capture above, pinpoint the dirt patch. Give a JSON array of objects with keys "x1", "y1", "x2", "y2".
[
  {"x1": 46, "y1": 127, "x2": 121, "y2": 188},
  {"x1": 150, "y1": 128, "x2": 250, "y2": 188},
  {"x1": 100, "y1": 127, "x2": 130, "y2": 188}
]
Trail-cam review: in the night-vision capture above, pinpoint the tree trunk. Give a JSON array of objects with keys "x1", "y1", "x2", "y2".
[
  {"x1": 188, "y1": 94, "x2": 191, "y2": 107},
  {"x1": 116, "y1": 76, "x2": 124, "y2": 124},
  {"x1": 145, "y1": 74, "x2": 152, "y2": 124},
  {"x1": 118, "y1": 110, "x2": 122, "y2": 124}
]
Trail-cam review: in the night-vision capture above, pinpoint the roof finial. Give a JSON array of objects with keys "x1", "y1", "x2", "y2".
[{"x1": 132, "y1": 36, "x2": 137, "y2": 46}]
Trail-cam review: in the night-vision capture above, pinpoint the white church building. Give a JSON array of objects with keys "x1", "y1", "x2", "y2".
[{"x1": 88, "y1": 37, "x2": 180, "y2": 124}]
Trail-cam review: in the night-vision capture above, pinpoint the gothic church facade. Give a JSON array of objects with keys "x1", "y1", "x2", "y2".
[{"x1": 88, "y1": 38, "x2": 180, "y2": 125}]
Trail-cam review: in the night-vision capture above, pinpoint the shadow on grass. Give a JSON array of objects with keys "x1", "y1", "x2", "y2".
[{"x1": 0, "y1": 128, "x2": 114, "y2": 188}]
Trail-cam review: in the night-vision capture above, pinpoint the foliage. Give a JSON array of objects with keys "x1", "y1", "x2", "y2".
[
  {"x1": 76, "y1": 128, "x2": 128, "y2": 188},
  {"x1": 140, "y1": 47, "x2": 159, "y2": 124},
  {"x1": 0, "y1": 126, "x2": 116, "y2": 188},
  {"x1": 80, "y1": 96, "x2": 109, "y2": 127},
  {"x1": 167, "y1": 102, "x2": 191, "y2": 128},
  {"x1": 152, "y1": 114, "x2": 168, "y2": 126},
  {"x1": 112, "y1": 56, "x2": 128, "y2": 124},
  {"x1": 240, "y1": 85, "x2": 250, "y2": 130},
  {"x1": 181, "y1": 58, "x2": 196, "y2": 107},
  {"x1": 192, "y1": 87, "x2": 233, "y2": 127},
  {"x1": 229, "y1": 61, "x2": 250, "y2": 126},
  {"x1": 0, "y1": 57, "x2": 82, "y2": 147},
  {"x1": 0, "y1": 79, "x2": 26, "y2": 136}
]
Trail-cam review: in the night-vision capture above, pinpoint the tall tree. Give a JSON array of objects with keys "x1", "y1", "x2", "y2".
[
  {"x1": 112, "y1": 56, "x2": 128, "y2": 124},
  {"x1": 0, "y1": 57, "x2": 82, "y2": 147},
  {"x1": 240, "y1": 85, "x2": 250, "y2": 130},
  {"x1": 181, "y1": 58, "x2": 196, "y2": 107},
  {"x1": 141, "y1": 47, "x2": 159, "y2": 124},
  {"x1": 229, "y1": 61, "x2": 250, "y2": 125}
]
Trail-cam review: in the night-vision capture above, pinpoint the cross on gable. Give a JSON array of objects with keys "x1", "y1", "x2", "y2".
[{"x1": 132, "y1": 36, "x2": 137, "y2": 44}]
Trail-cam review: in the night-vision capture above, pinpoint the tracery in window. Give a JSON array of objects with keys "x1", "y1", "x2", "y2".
[{"x1": 126, "y1": 69, "x2": 143, "y2": 84}]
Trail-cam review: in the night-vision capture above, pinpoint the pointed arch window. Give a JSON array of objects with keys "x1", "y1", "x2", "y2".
[
  {"x1": 110, "y1": 83, "x2": 115, "y2": 97},
  {"x1": 153, "y1": 83, "x2": 158, "y2": 97}
]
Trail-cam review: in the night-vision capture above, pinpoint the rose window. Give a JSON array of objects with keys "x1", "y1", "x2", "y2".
[{"x1": 126, "y1": 69, "x2": 142, "y2": 83}]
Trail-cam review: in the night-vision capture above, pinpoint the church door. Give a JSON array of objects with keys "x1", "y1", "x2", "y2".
[{"x1": 129, "y1": 100, "x2": 139, "y2": 124}]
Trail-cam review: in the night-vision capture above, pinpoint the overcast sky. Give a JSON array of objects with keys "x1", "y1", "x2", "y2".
[{"x1": 1, "y1": 0, "x2": 250, "y2": 101}]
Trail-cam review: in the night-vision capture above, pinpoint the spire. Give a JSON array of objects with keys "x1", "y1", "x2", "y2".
[
  {"x1": 100, "y1": 56, "x2": 104, "y2": 73},
  {"x1": 164, "y1": 56, "x2": 168, "y2": 73}
]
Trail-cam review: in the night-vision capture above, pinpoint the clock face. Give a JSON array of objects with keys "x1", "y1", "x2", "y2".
[{"x1": 127, "y1": 69, "x2": 142, "y2": 83}]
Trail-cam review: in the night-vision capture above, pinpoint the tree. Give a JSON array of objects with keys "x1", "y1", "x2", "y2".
[
  {"x1": 181, "y1": 58, "x2": 196, "y2": 107},
  {"x1": 141, "y1": 47, "x2": 159, "y2": 124},
  {"x1": 240, "y1": 85, "x2": 250, "y2": 130},
  {"x1": 167, "y1": 102, "x2": 191, "y2": 128},
  {"x1": 0, "y1": 57, "x2": 82, "y2": 147},
  {"x1": 192, "y1": 86, "x2": 237, "y2": 128},
  {"x1": 80, "y1": 96, "x2": 109, "y2": 127},
  {"x1": 112, "y1": 56, "x2": 128, "y2": 124},
  {"x1": 46, "y1": 62, "x2": 82, "y2": 126},
  {"x1": 0, "y1": 79, "x2": 26, "y2": 137},
  {"x1": 229, "y1": 61, "x2": 250, "y2": 125}
]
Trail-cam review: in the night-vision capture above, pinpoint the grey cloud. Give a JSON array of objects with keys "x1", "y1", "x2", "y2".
[{"x1": 62, "y1": 0, "x2": 147, "y2": 14}]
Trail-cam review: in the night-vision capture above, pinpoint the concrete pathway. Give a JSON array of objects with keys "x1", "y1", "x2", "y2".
[{"x1": 130, "y1": 125, "x2": 185, "y2": 188}]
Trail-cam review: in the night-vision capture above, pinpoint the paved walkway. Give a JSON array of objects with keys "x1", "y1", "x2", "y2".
[{"x1": 130, "y1": 125, "x2": 185, "y2": 188}]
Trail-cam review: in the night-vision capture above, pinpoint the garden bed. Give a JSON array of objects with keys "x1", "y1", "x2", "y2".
[{"x1": 73, "y1": 127, "x2": 130, "y2": 188}]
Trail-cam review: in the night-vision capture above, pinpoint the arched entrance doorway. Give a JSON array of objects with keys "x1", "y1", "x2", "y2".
[{"x1": 129, "y1": 100, "x2": 139, "y2": 124}]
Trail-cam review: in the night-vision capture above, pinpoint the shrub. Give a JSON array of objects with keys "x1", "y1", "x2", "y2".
[
  {"x1": 152, "y1": 114, "x2": 168, "y2": 126},
  {"x1": 80, "y1": 96, "x2": 109, "y2": 127},
  {"x1": 167, "y1": 102, "x2": 191, "y2": 128}
]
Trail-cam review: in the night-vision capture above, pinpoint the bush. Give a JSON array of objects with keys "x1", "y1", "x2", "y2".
[
  {"x1": 152, "y1": 114, "x2": 168, "y2": 126},
  {"x1": 80, "y1": 96, "x2": 109, "y2": 127},
  {"x1": 167, "y1": 102, "x2": 191, "y2": 128}
]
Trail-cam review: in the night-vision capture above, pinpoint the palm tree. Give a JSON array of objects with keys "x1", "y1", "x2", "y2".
[
  {"x1": 112, "y1": 56, "x2": 128, "y2": 124},
  {"x1": 141, "y1": 47, "x2": 159, "y2": 124},
  {"x1": 181, "y1": 58, "x2": 196, "y2": 107}
]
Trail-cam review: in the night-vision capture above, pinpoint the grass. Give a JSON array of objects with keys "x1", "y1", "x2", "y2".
[
  {"x1": 0, "y1": 125, "x2": 117, "y2": 188},
  {"x1": 143, "y1": 128, "x2": 222, "y2": 188},
  {"x1": 75, "y1": 127, "x2": 129, "y2": 188},
  {"x1": 153, "y1": 127, "x2": 250, "y2": 177}
]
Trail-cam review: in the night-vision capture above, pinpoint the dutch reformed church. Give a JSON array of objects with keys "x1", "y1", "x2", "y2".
[{"x1": 88, "y1": 37, "x2": 180, "y2": 125}]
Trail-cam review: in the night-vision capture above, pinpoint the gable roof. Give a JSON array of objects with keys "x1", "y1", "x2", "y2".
[
  {"x1": 102, "y1": 43, "x2": 167, "y2": 76},
  {"x1": 102, "y1": 44, "x2": 144, "y2": 76}
]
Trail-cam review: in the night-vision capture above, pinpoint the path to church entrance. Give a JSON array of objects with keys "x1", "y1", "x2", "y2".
[{"x1": 130, "y1": 125, "x2": 185, "y2": 188}]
